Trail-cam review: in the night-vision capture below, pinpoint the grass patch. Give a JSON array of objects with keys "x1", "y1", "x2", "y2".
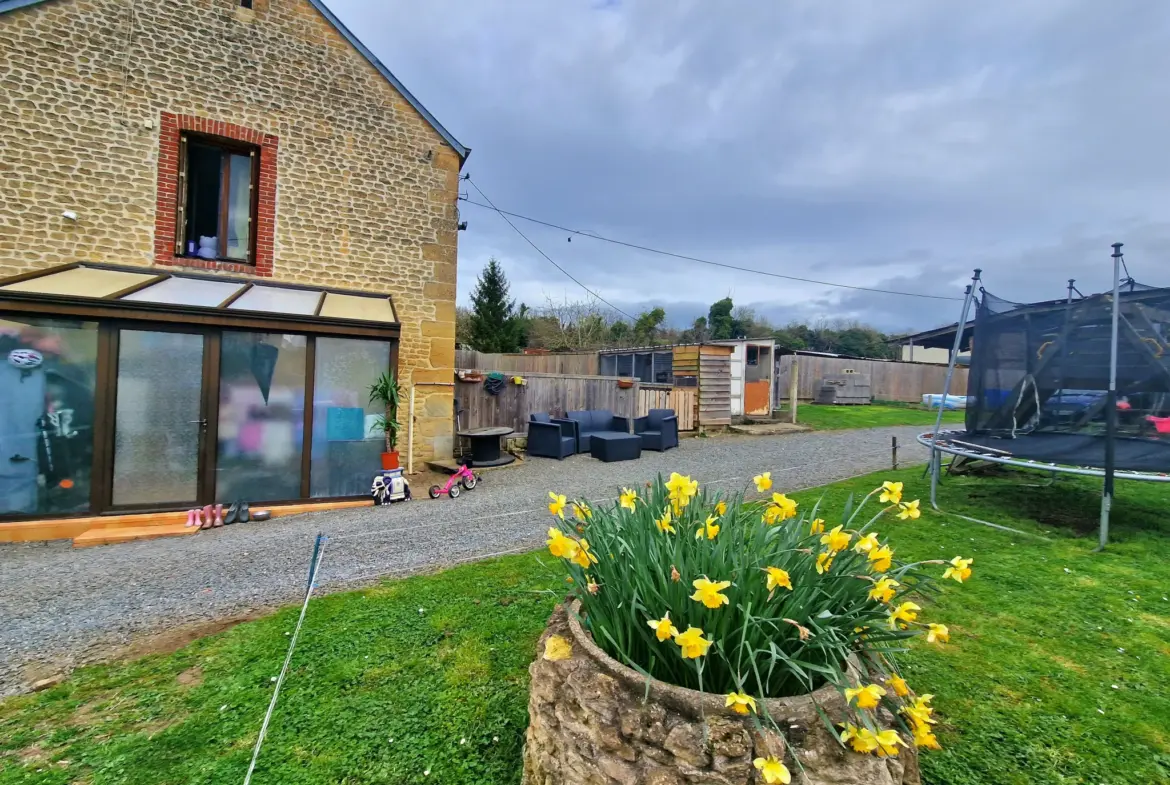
[
  {"x1": 773, "y1": 400, "x2": 965, "y2": 430},
  {"x1": 2, "y1": 469, "x2": 1168, "y2": 784}
]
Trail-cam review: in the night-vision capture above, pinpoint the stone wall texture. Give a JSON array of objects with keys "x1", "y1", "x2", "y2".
[
  {"x1": 0, "y1": 0, "x2": 461, "y2": 464},
  {"x1": 524, "y1": 605, "x2": 920, "y2": 785}
]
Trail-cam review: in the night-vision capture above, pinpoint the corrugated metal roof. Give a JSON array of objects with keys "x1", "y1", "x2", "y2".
[{"x1": 0, "y1": 0, "x2": 468, "y2": 162}]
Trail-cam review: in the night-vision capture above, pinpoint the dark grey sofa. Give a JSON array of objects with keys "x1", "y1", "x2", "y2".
[
  {"x1": 633, "y1": 408, "x2": 679, "y2": 451},
  {"x1": 527, "y1": 413, "x2": 578, "y2": 459},
  {"x1": 565, "y1": 409, "x2": 632, "y2": 452}
]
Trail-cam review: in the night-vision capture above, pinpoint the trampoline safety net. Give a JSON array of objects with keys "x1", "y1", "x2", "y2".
[{"x1": 963, "y1": 281, "x2": 1170, "y2": 472}]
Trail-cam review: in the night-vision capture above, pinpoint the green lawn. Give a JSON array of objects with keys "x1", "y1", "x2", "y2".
[
  {"x1": 776, "y1": 400, "x2": 966, "y2": 430},
  {"x1": 2, "y1": 469, "x2": 1168, "y2": 785}
]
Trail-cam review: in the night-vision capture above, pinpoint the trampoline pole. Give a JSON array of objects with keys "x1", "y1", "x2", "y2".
[
  {"x1": 1097, "y1": 243, "x2": 1123, "y2": 551},
  {"x1": 930, "y1": 269, "x2": 982, "y2": 509}
]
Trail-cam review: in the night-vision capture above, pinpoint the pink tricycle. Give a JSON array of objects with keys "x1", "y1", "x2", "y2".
[{"x1": 428, "y1": 458, "x2": 481, "y2": 499}]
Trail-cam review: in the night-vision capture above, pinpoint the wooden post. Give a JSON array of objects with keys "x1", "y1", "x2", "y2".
[
  {"x1": 892, "y1": 436, "x2": 898, "y2": 469},
  {"x1": 788, "y1": 359, "x2": 799, "y2": 424}
]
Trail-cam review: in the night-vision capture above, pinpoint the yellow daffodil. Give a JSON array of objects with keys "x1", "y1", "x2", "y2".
[
  {"x1": 820, "y1": 525, "x2": 851, "y2": 553},
  {"x1": 844, "y1": 683, "x2": 887, "y2": 710},
  {"x1": 816, "y1": 551, "x2": 835, "y2": 574},
  {"x1": 548, "y1": 492, "x2": 567, "y2": 519},
  {"x1": 854, "y1": 532, "x2": 880, "y2": 553},
  {"x1": 869, "y1": 576, "x2": 899, "y2": 603},
  {"x1": 655, "y1": 508, "x2": 676, "y2": 534},
  {"x1": 715, "y1": 500, "x2": 727, "y2": 516},
  {"x1": 839, "y1": 723, "x2": 876, "y2": 754},
  {"x1": 725, "y1": 691, "x2": 758, "y2": 715},
  {"x1": 665, "y1": 472, "x2": 699, "y2": 506},
  {"x1": 943, "y1": 556, "x2": 973, "y2": 583},
  {"x1": 674, "y1": 626, "x2": 713, "y2": 658},
  {"x1": 770, "y1": 492, "x2": 798, "y2": 521},
  {"x1": 546, "y1": 527, "x2": 577, "y2": 559},
  {"x1": 912, "y1": 723, "x2": 942, "y2": 750},
  {"x1": 869, "y1": 545, "x2": 894, "y2": 573},
  {"x1": 886, "y1": 674, "x2": 910, "y2": 697},
  {"x1": 691, "y1": 577, "x2": 731, "y2": 609},
  {"x1": 897, "y1": 499, "x2": 921, "y2": 520},
  {"x1": 647, "y1": 612, "x2": 677, "y2": 642},
  {"x1": 763, "y1": 505, "x2": 783, "y2": 526},
  {"x1": 873, "y1": 729, "x2": 903, "y2": 758},
  {"x1": 903, "y1": 694, "x2": 936, "y2": 727},
  {"x1": 753, "y1": 472, "x2": 773, "y2": 492},
  {"x1": 878, "y1": 480, "x2": 904, "y2": 505},
  {"x1": 888, "y1": 601, "x2": 921, "y2": 629},
  {"x1": 764, "y1": 566, "x2": 793, "y2": 592},
  {"x1": 752, "y1": 756, "x2": 791, "y2": 784},
  {"x1": 926, "y1": 623, "x2": 950, "y2": 644},
  {"x1": 809, "y1": 517, "x2": 825, "y2": 534},
  {"x1": 543, "y1": 635, "x2": 572, "y2": 661},
  {"x1": 695, "y1": 516, "x2": 721, "y2": 541},
  {"x1": 570, "y1": 538, "x2": 599, "y2": 568},
  {"x1": 619, "y1": 487, "x2": 638, "y2": 512},
  {"x1": 571, "y1": 501, "x2": 592, "y2": 521}
]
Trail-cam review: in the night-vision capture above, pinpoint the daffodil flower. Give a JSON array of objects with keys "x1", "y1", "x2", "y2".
[
  {"x1": 869, "y1": 545, "x2": 894, "y2": 573},
  {"x1": 844, "y1": 683, "x2": 887, "y2": 710},
  {"x1": 816, "y1": 552, "x2": 834, "y2": 574},
  {"x1": 548, "y1": 492, "x2": 567, "y2": 519},
  {"x1": 943, "y1": 556, "x2": 973, "y2": 583},
  {"x1": 770, "y1": 492, "x2": 798, "y2": 521},
  {"x1": 570, "y1": 538, "x2": 599, "y2": 568},
  {"x1": 764, "y1": 566, "x2": 793, "y2": 592},
  {"x1": 725, "y1": 691, "x2": 757, "y2": 715},
  {"x1": 912, "y1": 723, "x2": 942, "y2": 750},
  {"x1": 753, "y1": 472, "x2": 772, "y2": 492},
  {"x1": 655, "y1": 508, "x2": 676, "y2": 534},
  {"x1": 854, "y1": 532, "x2": 880, "y2": 554},
  {"x1": 546, "y1": 527, "x2": 577, "y2": 559},
  {"x1": 897, "y1": 499, "x2": 921, "y2": 520},
  {"x1": 619, "y1": 488, "x2": 638, "y2": 512},
  {"x1": 839, "y1": 723, "x2": 876, "y2": 753},
  {"x1": 674, "y1": 626, "x2": 712, "y2": 658},
  {"x1": 888, "y1": 601, "x2": 921, "y2": 629},
  {"x1": 903, "y1": 694, "x2": 936, "y2": 727},
  {"x1": 869, "y1": 576, "x2": 899, "y2": 603},
  {"x1": 715, "y1": 500, "x2": 727, "y2": 516},
  {"x1": 665, "y1": 472, "x2": 699, "y2": 506},
  {"x1": 926, "y1": 623, "x2": 949, "y2": 644},
  {"x1": 809, "y1": 517, "x2": 825, "y2": 534},
  {"x1": 873, "y1": 729, "x2": 903, "y2": 758},
  {"x1": 879, "y1": 480, "x2": 904, "y2": 505},
  {"x1": 647, "y1": 612, "x2": 676, "y2": 641},
  {"x1": 695, "y1": 516, "x2": 720, "y2": 540},
  {"x1": 886, "y1": 674, "x2": 910, "y2": 697},
  {"x1": 571, "y1": 501, "x2": 592, "y2": 521},
  {"x1": 691, "y1": 577, "x2": 731, "y2": 608},
  {"x1": 762, "y1": 505, "x2": 783, "y2": 526},
  {"x1": 820, "y1": 525, "x2": 851, "y2": 553},
  {"x1": 752, "y1": 755, "x2": 791, "y2": 784}
]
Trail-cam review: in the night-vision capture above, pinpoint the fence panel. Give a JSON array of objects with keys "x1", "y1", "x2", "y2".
[
  {"x1": 455, "y1": 350, "x2": 599, "y2": 376},
  {"x1": 455, "y1": 372, "x2": 638, "y2": 435},
  {"x1": 636, "y1": 387, "x2": 697, "y2": 431},
  {"x1": 775, "y1": 355, "x2": 969, "y2": 403}
]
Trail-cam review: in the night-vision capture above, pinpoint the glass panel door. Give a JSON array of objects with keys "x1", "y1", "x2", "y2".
[{"x1": 111, "y1": 329, "x2": 206, "y2": 506}]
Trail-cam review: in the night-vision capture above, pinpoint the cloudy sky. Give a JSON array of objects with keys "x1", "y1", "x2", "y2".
[{"x1": 333, "y1": 0, "x2": 1170, "y2": 334}]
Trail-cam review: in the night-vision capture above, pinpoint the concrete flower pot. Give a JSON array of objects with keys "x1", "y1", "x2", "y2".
[{"x1": 522, "y1": 604, "x2": 920, "y2": 785}]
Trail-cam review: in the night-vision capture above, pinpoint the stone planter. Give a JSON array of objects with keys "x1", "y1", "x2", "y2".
[{"x1": 522, "y1": 605, "x2": 920, "y2": 785}]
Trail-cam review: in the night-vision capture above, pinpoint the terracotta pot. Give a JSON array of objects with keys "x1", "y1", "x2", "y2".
[
  {"x1": 617, "y1": 379, "x2": 635, "y2": 389},
  {"x1": 522, "y1": 604, "x2": 920, "y2": 785},
  {"x1": 380, "y1": 451, "x2": 400, "y2": 470}
]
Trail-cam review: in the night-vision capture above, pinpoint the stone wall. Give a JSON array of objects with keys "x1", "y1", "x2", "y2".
[
  {"x1": 0, "y1": 0, "x2": 461, "y2": 464},
  {"x1": 523, "y1": 605, "x2": 920, "y2": 785}
]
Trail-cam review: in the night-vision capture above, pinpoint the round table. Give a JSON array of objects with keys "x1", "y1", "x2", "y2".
[{"x1": 457, "y1": 426, "x2": 516, "y2": 467}]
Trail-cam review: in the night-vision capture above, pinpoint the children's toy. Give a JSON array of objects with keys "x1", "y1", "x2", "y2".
[
  {"x1": 372, "y1": 467, "x2": 411, "y2": 505},
  {"x1": 429, "y1": 458, "x2": 480, "y2": 499}
]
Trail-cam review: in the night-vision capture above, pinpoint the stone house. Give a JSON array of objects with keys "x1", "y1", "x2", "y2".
[{"x1": 0, "y1": 0, "x2": 466, "y2": 540}]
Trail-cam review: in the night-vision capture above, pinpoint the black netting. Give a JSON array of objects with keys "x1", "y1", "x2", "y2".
[{"x1": 964, "y1": 282, "x2": 1170, "y2": 471}]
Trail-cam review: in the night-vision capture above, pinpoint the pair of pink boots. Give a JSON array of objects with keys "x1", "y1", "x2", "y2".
[{"x1": 185, "y1": 504, "x2": 224, "y2": 529}]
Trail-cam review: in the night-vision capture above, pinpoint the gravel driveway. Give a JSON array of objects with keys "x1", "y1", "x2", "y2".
[{"x1": 0, "y1": 426, "x2": 928, "y2": 696}]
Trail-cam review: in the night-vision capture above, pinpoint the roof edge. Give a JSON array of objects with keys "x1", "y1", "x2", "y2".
[{"x1": 0, "y1": 0, "x2": 470, "y2": 163}]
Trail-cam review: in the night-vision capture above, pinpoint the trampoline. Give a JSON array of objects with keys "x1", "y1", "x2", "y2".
[{"x1": 922, "y1": 244, "x2": 1170, "y2": 546}]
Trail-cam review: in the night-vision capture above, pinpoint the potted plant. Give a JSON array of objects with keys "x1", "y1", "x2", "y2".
[
  {"x1": 525, "y1": 476, "x2": 972, "y2": 784},
  {"x1": 368, "y1": 371, "x2": 401, "y2": 470}
]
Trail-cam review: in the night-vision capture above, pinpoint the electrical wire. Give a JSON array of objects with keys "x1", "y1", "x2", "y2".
[
  {"x1": 459, "y1": 193, "x2": 964, "y2": 302},
  {"x1": 462, "y1": 177, "x2": 638, "y2": 320}
]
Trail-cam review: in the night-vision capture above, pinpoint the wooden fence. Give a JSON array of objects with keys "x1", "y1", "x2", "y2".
[
  {"x1": 775, "y1": 355, "x2": 969, "y2": 403},
  {"x1": 455, "y1": 350, "x2": 599, "y2": 376},
  {"x1": 637, "y1": 386, "x2": 697, "y2": 432}
]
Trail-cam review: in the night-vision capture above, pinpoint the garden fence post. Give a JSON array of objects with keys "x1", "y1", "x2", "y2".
[
  {"x1": 891, "y1": 436, "x2": 898, "y2": 470},
  {"x1": 788, "y1": 360, "x2": 799, "y2": 424}
]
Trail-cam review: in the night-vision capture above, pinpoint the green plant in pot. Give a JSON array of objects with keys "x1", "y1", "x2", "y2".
[{"x1": 369, "y1": 371, "x2": 401, "y2": 470}]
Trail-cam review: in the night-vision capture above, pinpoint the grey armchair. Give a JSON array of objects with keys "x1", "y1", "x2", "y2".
[
  {"x1": 527, "y1": 413, "x2": 578, "y2": 459},
  {"x1": 633, "y1": 409, "x2": 679, "y2": 451}
]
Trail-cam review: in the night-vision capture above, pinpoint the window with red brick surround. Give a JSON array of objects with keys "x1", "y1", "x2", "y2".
[{"x1": 154, "y1": 113, "x2": 277, "y2": 276}]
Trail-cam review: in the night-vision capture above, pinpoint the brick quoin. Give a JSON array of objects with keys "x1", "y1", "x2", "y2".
[{"x1": 153, "y1": 112, "x2": 277, "y2": 277}]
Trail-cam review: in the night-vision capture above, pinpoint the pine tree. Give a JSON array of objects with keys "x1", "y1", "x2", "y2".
[{"x1": 467, "y1": 258, "x2": 526, "y2": 352}]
